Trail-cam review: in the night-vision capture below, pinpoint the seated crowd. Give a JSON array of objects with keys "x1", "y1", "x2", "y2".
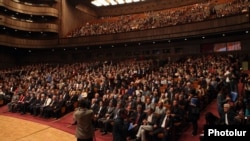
[
  {"x1": 66, "y1": 0, "x2": 249, "y2": 37},
  {"x1": 0, "y1": 53, "x2": 250, "y2": 141}
]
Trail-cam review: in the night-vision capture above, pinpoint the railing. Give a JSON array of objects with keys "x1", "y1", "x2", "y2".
[
  {"x1": 0, "y1": 0, "x2": 59, "y2": 17},
  {"x1": 0, "y1": 15, "x2": 58, "y2": 32},
  {"x1": 0, "y1": 13, "x2": 249, "y2": 48}
]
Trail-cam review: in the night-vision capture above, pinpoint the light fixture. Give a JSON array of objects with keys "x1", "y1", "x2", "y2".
[
  {"x1": 117, "y1": 0, "x2": 125, "y2": 4},
  {"x1": 91, "y1": 0, "x2": 145, "y2": 7}
]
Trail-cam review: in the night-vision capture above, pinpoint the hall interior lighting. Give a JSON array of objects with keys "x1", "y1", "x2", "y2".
[{"x1": 91, "y1": 0, "x2": 145, "y2": 7}]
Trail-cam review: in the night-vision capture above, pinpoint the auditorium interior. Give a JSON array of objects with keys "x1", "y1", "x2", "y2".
[{"x1": 0, "y1": 0, "x2": 250, "y2": 141}]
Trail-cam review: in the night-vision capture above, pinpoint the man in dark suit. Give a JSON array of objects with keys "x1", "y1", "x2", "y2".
[
  {"x1": 90, "y1": 98, "x2": 99, "y2": 114},
  {"x1": 149, "y1": 109, "x2": 174, "y2": 141},
  {"x1": 127, "y1": 104, "x2": 146, "y2": 140},
  {"x1": 53, "y1": 94, "x2": 66, "y2": 119},
  {"x1": 112, "y1": 108, "x2": 129, "y2": 141},
  {"x1": 170, "y1": 100, "x2": 184, "y2": 123},
  {"x1": 32, "y1": 93, "x2": 46, "y2": 116},
  {"x1": 188, "y1": 93, "x2": 200, "y2": 136},
  {"x1": 43, "y1": 95, "x2": 59, "y2": 118},
  {"x1": 98, "y1": 101, "x2": 115, "y2": 132},
  {"x1": 93, "y1": 100, "x2": 107, "y2": 129},
  {"x1": 20, "y1": 92, "x2": 35, "y2": 115},
  {"x1": 219, "y1": 103, "x2": 237, "y2": 125},
  {"x1": 101, "y1": 101, "x2": 122, "y2": 135}
]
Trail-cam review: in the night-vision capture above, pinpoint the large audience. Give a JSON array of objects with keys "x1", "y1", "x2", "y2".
[
  {"x1": 0, "y1": 53, "x2": 250, "y2": 140},
  {"x1": 66, "y1": 0, "x2": 249, "y2": 37}
]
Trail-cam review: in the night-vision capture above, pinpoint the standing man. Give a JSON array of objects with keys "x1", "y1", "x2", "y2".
[
  {"x1": 112, "y1": 108, "x2": 128, "y2": 141},
  {"x1": 188, "y1": 92, "x2": 200, "y2": 136},
  {"x1": 73, "y1": 99, "x2": 94, "y2": 141}
]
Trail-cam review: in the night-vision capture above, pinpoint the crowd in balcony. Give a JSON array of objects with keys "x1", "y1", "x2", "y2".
[
  {"x1": 0, "y1": 53, "x2": 250, "y2": 140},
  {"x1": 66, "y1": 0, "x2": 249, "y2": 37}
]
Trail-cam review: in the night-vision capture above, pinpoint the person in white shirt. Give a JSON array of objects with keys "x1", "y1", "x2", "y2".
[
  {"x1": 39, "y1": 94, "x2": 52, "y2": 116},
  {"x1": 136, "y1": 108, "x2": 158, "y2": 141}
]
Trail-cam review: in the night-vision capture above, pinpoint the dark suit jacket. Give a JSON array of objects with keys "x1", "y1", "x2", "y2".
[
  {"x1": 112, "y1": 117, "x2": 128, "y2": 141},
  {"x1": 96, "y1": 106, "x2": 107, "y2": 118},
  {"x1": 220, "y1": 110, "x2": 237, "y2": 125},
  {"x1": 157, "y1": 114, "x2": 174, "y2": 129},
  {"x1": 91, "y1": 103, "x2": 99, "y2": 114},
  {"x1": 130, "y1": 111, "x2": 146, "y2": 125},
  {"x1": 110, "y1": 108, "x2": 121, "y2": 119},
  {"x1": 61, "y1": 93, "x2": 70, "y2": 104},
  {"x1": 170, "y1": 105, "x2": 184, "y2": 122},
  {"x1": 54, "y1": 99, "x2": 65, "y2": 111},
  {"x1": 106, "y1": 106, "x2": 115, "y2": 115}
]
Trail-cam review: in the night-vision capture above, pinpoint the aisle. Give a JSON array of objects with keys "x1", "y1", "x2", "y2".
[
  {"x1": 178, "y1": 78, "x2": 247, "y2": 141},
  {"x1": 178, "y1": 99, "x2": 218, "y2": 141}
]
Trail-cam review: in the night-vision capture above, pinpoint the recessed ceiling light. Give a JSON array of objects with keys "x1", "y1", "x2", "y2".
[{"x1": 91, "y1": 0, "x2": 145, "y2": 7}]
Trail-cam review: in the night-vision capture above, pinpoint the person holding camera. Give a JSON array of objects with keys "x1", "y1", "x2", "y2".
[{"x1": 73, "y1": 99, "x2": 95, "y2": 141}]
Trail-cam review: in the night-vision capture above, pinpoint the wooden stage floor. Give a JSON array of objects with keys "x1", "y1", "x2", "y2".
[{"x1": 0, "y1": 115, "x2": 75, "y2": 141}]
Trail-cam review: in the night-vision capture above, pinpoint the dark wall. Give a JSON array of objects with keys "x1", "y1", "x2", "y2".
[{"x1": 1, "y1": 32, "x2": 249, "y2": 69}]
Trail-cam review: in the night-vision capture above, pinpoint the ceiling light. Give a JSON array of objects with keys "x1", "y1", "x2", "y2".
[
  {"x1": 125, "y1": 0, "x2": 132, "y2": 3},
  {"x1": 117, "y1": 0, "x2": 125, "y2": 4},
  {"x1": 91, "y1": 0, "x2": 145, "y2": 7},
  {"x1": 91, "y1": 1, "x2": 103, "y2": 7},
  {"x1": 109, "y1": 0, "x2": 117, "y2": 5}
]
